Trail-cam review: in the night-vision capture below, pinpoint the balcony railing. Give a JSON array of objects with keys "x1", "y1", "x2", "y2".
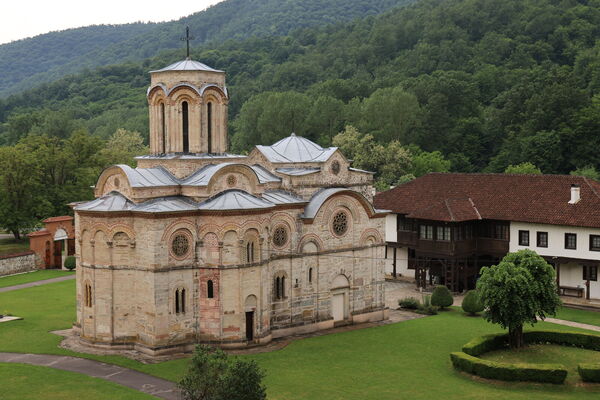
[{"x1": 396, "y1": 230, "x2": 508, "y2": 257}]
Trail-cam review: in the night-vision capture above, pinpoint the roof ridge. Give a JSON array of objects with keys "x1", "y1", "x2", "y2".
[
  {"x1": 583, "y1": 176, "x2": 600, "y2": 201},
  {"x1": 468, "y1": 197, "x2": 482, "y2": 220}
]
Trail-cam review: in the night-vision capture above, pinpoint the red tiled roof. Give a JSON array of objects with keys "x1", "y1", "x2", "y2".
[
  {"x1": 373, "y1": 173, "x2": 600, "y2": 228},
  {"x1": 27, "y1": 229, "x2": 51, "y2": 237},
  {"x1": 43, "y1": 216, "x2": 73, "y2": 223}
]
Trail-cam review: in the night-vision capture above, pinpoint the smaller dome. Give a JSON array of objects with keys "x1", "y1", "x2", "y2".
[
  {"x1": 255, "y1": 133, "x2": 337, "y2": 163},
  {"x1": 150, "y1": 59, "x2": 223, "y2": 73}
]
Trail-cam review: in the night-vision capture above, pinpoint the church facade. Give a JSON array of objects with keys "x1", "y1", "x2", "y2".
[{"x1": 73, "y1": 58, "x2": 388, "y2": 355}]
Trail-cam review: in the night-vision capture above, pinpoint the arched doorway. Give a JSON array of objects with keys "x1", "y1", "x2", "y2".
[
  {"x1": 331, "y1": 274, "x2": 350, "y2": 322},
  {"x1": 53, "y1": 228, "x2": 68, "y2": 268},
  {"x1": 244, "y1": 295, "x2": 258, "y2": 342}
]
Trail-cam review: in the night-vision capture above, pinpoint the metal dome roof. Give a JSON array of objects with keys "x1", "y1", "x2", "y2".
[
  {"x1": 150, "y1": 59, "x2": 223, "y2": 73},
  {"x1": 255, "y1": 133, "x2": 337, "y2": 163}
]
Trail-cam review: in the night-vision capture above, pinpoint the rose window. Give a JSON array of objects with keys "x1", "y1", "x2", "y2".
[
  {"x1": 273, "y1": 226, "x2": 288, "y2": 247},
  {"x1": 331, "y1": 160, "x2": 340, "y2": 175},
  {"x1": 332, "y1": 212, "x2": 349, "y2": 236},
  {"x1": 172, "y1": 234, "x2": 190, "y2": 257}
]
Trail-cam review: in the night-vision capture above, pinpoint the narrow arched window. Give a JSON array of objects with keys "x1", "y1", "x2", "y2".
[
  {"x1": 281, "y1": 276, "x2": 285, "y2": 298},
  {"x1": 175, "y1": 288, "x2": 186, "y2": 314},
  {"x1": 207, "y1": 280, "x2": 214, "y2": 298},
  {"x1": 309, "y1": 268, "x2": 313, "y2": 283},
  {"x1": 84, "y1": 283, "x2": 92, "y2": 307},
  {"x1": 160, "y1": 103, "x2": 166, "y2": 153},
  {"x1": 182, "y1": 101, "x2": 189, "y2": 153},
  {"x1": 207, "y1": 102, "x2": 213, "y2": 153},
  {"x1": 275, "y1": 277, "x2": 281, "y2": 299}
]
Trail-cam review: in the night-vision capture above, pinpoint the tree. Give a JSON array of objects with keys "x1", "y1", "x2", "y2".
[
  {"x1": 461, "y1": 290, "x2": 484, "y2": 316},
  {"x1": 430, "y1": 285, "x2": 453, "y2": 310},
  {"x1": 570, "y1": 165, "x2": 599, "y2": 181},
  {"x1": 179, "y1": 345, "x2": 267, "y2": 400},
  {"x1": 408, "y1": 147, "x2": 451, "y2": 177},
  {"x1": 98, "y1": 129, "x2": 149, "y2": 167},
  {"x1": 477, "y1": 250, "x2": 561, "y2": 348},
  {"x1": 0, "y1": 145, "x2": 51, "y2": 239},
  {"x1": 504, "y1": 162, "x2": 542, "y2": 174}
]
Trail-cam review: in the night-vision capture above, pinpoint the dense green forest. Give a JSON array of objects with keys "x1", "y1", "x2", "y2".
[
  {"x1": 0, "y1": 0, "x2": 410, "y2": 96},
  {"x1": 2, "y1": 0, "x2": 600, "y2": 236}
]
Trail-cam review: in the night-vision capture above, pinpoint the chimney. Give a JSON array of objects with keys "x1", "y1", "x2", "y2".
[{"x1": 569, "y1": 184, "x2": 581, "y2": 204}]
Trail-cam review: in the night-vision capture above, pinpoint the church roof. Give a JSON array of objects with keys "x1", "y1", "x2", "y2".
[
  {"x1": 198, "y1": 190, "x2": 274, "y2": 211},
  {"x1": 261, "y1": 190, "x2": 306, "y2": 205},
  {"x1": 117, "y1": 165, "x2": 179, "y2": 187},
  {"x1": 150, "y1": 59, "x2": 223, "y2": 73},
  {"x1": 275, "y1": 167, "x2": 321, "y2": 176},
  {"x1": 180, "y1": 163, "x2": 281, "y2": 186},
  {"x1": 75, "y1": 192, "x2": 134, "y2": 212},
  {"x1": 255, "y1": 133, "x2": 337, "y2": 163}
]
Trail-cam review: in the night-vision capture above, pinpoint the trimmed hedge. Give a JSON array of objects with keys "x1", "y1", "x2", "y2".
[
  {"x1": 578, "y1": 364, "x2": 600, "y2": 383},
  {"x1": 454, "y1": 330, "x2": 600, "y2": 384},
  {"x1": 450, "y1": 352, "x2": 567, "y2": 384}
]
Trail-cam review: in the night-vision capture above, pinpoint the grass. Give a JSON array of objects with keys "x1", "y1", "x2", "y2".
[
  {"x1": 0, "y1": 237, "x2": 30, "y2": 256},
  {"x1": 556, "y1": 306, "x2": 600, "y2": 327},
  {"x1": 482, "y1": 344, "x2": 600, "y2": 385},
  {"x1": 0, "y1": 270, "x2": 74, "y2": 289},
  {"x1": 0, "y1": 363, "x2": 154, "y2": 400},
  {"x1": 2, "y1": 281, "x2": 600, "y2": 399}
]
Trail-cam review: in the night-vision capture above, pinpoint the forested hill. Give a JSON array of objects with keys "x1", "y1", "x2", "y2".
[
  {"x1": 1, "y1": 0, "x2": 599, "y2": 179},
  {"x1": 0, "y1": 0, "x2": 410, "y2": 97}
]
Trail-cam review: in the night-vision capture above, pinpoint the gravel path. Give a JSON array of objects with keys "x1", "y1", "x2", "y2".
[
  {"x1": 0, "y1": 274, "x2": 75, "y2": 293},
  {"x1": 0, "y1": 352, "x2": 180, "y2": 399},
  {"x1": 544, "y1": 317, "x2": 600, "y2": 332}
]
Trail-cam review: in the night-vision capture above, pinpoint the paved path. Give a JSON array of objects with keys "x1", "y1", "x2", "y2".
[
  {"x1": 544, "y1": 317, "x2": 600, "y2": 332},
  {"x1": 0, "y1": 274, "x2": 75, "y2": 293},
  {"x1": 0, "y1": 353, "x2": 180, "y2": 399}
]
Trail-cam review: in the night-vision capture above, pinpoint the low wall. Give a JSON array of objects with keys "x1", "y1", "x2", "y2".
[{"x1": 0, "y1": 251, "x2": 39, "y2": 277}]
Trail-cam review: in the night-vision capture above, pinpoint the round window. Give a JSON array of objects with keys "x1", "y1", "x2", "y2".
[
  {"x1": 272, "y1": 226, "x2": 288, "y2": 247},
  {"x1": 331, "y1": 160, "x2": 340, "y2": 175},
  {"x1": 172, "y1": 233, "x2": 190, "y2": 258},
  {"x1": 332, "y1": 211, "x2": 349, "y2": 236}
]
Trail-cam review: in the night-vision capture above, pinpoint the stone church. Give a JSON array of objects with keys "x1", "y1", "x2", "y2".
[{"x1": 73, "y1": 58, "x2": 388, "y2": 355}]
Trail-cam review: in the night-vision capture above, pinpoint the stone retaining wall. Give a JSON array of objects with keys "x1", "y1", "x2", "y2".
[{"x1": 0, "y1": 251, "x2": 39, "y2": 277}]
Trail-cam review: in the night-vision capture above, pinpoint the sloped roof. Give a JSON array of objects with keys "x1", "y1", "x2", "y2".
[
  {"x1": 180, "y1": 163, "x2": 280, "y2": 186},
  {"x1": 255, "y1": 133, "x2": 337, "y2": 163},
  {"x1": 150, "y1": 59, "x2": 223, "y2": 73},
  {"x1": 75, "y1": 192, "x2": 134, "y2": 212},
  {"x1": 198, "y1": 190, "x2": 274, "y2": 211},
  {"x1": 373, "y1": 173, "x2": 600, "y2": 228},
  {"x1": 117, "y1": 165, "x2": 179, "y2": 187},
  {"x1": 261, "y1": 190, "x2": 306, "y2": 205},
  {"x1": 302, "y1": 188, "x2": 382, "y2": 219},
  {"x1": 275, "y1": 167, "x2": 321, "y2": 176}
]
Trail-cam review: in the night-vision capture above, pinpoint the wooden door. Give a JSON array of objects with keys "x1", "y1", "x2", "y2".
[
  {"x1": 332, "y1": 293, "x2": 344, "y2": 321},
  {"x1": 53, "y1": 241, "x2": 62, "y2": 268}
]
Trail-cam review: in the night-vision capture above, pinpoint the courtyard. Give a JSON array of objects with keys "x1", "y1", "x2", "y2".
[{"x1": 0, "y1": 275, "x2": 599, "y2": 399}]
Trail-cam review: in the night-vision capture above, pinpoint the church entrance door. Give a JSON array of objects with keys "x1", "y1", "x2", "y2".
[
  {"x1": 332, "y1": 293, "x2": 345, "y2": 321},
  {"x1": 245, "y1": 311, "x2": 254, "y2": 341}
]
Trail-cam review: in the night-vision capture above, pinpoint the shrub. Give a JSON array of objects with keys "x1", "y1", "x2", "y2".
[
  {"x1": 522, "y1": 330, "x2": 600, "y2": 351},
  {"x1": 430, "y1": 285, "x2": 453, "y2": 309},
  {"x1": 450, "y1": 351, "x2": 567, "y2": 384},
  {"x1": 416, "y1": 295, "x2": 438, "y2": 315},
  {"x1": 462, "y1": 290, "x2": 484, "y2": 315},
  {"x1": 398, "y1": 297, "x2": 420, "y2": 310},
  {"x1": 578, "y1": 364, "x2": 600, "y2": 382},
  {"x1": 462, "y1": 333, "x2": 508, "y2": 356},
  {"x1": 64, "y1": 256, "x2": 76, "y2": 270}
]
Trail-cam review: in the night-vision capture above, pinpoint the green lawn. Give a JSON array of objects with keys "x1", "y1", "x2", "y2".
[
  {"x1": 482, "y1": 344, "x2": 600, "y2": 385},
  {"x1": 0, "y1": 237, "x2": 29, "y2": 256},
  {"x1": 2, "y1": 281, "x2": 600, "y2": 399},
  {"x1": 556, "y1": 306, "x2": 600, "y2": 327},
  {"x1": 0, "y1": 270, "x2": 74, "y2": 289},
  {"x1": 0, "y1": 363, "x2": 154, "y2": 400}
]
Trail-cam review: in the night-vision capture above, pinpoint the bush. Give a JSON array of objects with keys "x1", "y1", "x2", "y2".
[
  {"x1": 398, "y1": 297, "x2": 420, "y2": 310},
  {"x1": 578, "y1": 364, "x2": 600, "y2": 382},
  {"x1": 416, "y1": 294, "x2": 438, "y2": 315},
  {"x1": 450, "y1": 351, "x2": 567, "y2": 384},
  {"x1": 522, "y1": 330, "x2": 600, "y2": 351},
  {"x1": 430, "y1": 285, "x2": 453, "y2": 309},
  {"x1": 462, "y1": 290, "x2": 484, "y2": 315},
  {"x1": 64, "y1": 256, "x2": 76, "y2": 270},
  {"x1": 462, "y1": 333, "x2": 508, "y2": 356}
]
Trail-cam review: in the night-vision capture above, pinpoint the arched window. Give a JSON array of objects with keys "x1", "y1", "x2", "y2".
[
  {"x1": 207, "y1": 280, "x2": 214, "y2": 298},
  {"x1": 246, "y1": 241, "x2": 255, "y2": 263},
  {"x1": 160, "y1": 103, "x2": 166, "y2": 153},
  {"x1": 175, "y1": 288, "x2": 186, "y2": 314},
  {"x1": 309, "y1": 268, "x2": 313, "y2": 283},
  {"x1": 274, "y1": 275, "x2": 286, "y2": 300},
  {"x1": 84, "y1": 282, "x2": 92, "y2": 308},
  {"x1": 207, "y1": 102, "x2": 213, "y2": 153},
  {"x1": 182, "y1": 101, "x2": 189, "y2": 153}
]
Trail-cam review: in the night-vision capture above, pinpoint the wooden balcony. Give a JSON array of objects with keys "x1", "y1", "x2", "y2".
[
  {"x1": 476, "y1": 238, "x2": 509, "y2": 255},
  {"x1": 397, "y1": 230, "x2": 417, "y2": 246},
  {"x1": 396, "y1": 233, "x2": 508, "y2": 257}
]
